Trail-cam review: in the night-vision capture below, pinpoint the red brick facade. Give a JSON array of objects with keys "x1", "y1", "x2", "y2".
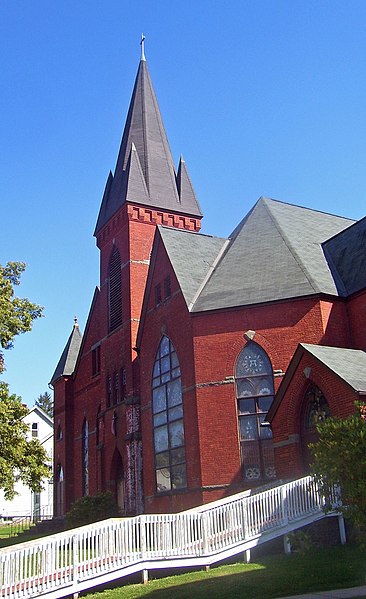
[{"x1": 52, "y1": 54, "x2": 366, "y2": 518}]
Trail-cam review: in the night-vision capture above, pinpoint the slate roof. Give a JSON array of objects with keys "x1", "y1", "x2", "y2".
[
  {"x1": 50, "y1": 320, "x2": 82, "y2": 385},
  {"x1": 322, "y1": 216, "x2": 366, "y2": 297},
  {"x1": 192, "y1": 198, "x2": 355, "y2": 312},
  {"x1": 300, "y1": 344, "x2": 366, "y2": 392},
  {"x1": 267, "y1": 343, "x2": 366, "y2": 423},
  {"x1": 95, "y1": 57, "x2": 202, "y2": 234},
  {"x1": 158, "y1": 226, "x2": 227, "y2": 309}
]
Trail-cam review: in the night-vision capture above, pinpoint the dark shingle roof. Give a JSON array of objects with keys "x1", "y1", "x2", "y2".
[
  {"x1": 158, "y1": 226, "x2": 227, "y2": 309},
  {"x1": 323, "y1": 216, "x2": 366, "y2": 296},
  {"x1": 192, "y1": 198, "x2": 354, "y2": 312},
  {"x1": 301, "y1": 344, "x2": 366, "y2": 392},
  {"x1": 50, "y1": 321, "x2": 82, "y2": 385},
  {"x1": 95, "y1": 59, "x2": 202, "y2": 234}
]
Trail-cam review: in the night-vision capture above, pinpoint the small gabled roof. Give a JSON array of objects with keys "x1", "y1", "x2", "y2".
[
  {"x1": 158, "y1": 226, "x2": 227, "y2": 309},
  {"x1": 300, "y1": 344, "x2": 366, "y2": 393},
  {"x1": 267, "y1": 343, "x2": 366, "y2": 423},
  {"x1": 50, "y1": 319, "x2": 82, "y2": 385},
  {"x1": 191, "y1": 198, "x2": 354, "y2": 312},
  {"x1": 26, "y1": 405, "x2": 53, "y2": 427},
  {"x1": 95, "y1": 56, "x2": 202, "y2": 235},
  {"x1": 323, "y1": 215, "x2": 366, "y2": 297}
]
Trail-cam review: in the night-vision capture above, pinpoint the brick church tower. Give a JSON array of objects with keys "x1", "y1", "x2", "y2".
[{"x1": 51, "y1": 41, "x2": 202, "y2": 516}]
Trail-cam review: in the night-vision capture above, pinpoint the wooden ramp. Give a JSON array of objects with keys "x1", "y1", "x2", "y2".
[{"x1": 0, "y1": 476, "x2": 345, "y2": 599}]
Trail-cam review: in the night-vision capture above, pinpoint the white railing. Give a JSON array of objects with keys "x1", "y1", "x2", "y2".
[{"x1": 0, "y1": 476, "x2": 335, "y2": 599}]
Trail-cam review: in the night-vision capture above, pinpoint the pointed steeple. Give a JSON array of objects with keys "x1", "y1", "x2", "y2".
[
  {"x1": 50, "y1": 318, "x2": 82, "y2": 385},
  {"x1": 176, "y1": 155, "x2": 200, "y2": 213},
  {"x1": 95, "y1": 47, "x2": 202, "y2": 235}
]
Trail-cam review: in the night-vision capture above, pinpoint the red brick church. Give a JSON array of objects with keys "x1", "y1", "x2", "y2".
[{"x1": 51, "y1": 44, "x2": 366, "y2": 517}]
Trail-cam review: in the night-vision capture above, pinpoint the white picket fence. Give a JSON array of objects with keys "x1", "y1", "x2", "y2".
[{"x1": 0, "y1": 476, "x2": 344, "y2": 599}]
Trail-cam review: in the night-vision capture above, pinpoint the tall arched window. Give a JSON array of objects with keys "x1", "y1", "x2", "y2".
[
  {"x1": 55, "y1": 464, "x2": 64, "y2": 517},
  {"x1": 152, "y1": 336, "x2": 186, "y2": 492},
  {"x1": 82, "y1": 419, "x2": 89, "y2": 496},
  {"x1": 109, "y1": 247, "x2": 122, "y2": 332},
  {"x1": 301, "y1": 383, "x2": 331, "y2": 470},
  {"x1": 235, "y1": 342, "x2": 276, "y2": 482}
]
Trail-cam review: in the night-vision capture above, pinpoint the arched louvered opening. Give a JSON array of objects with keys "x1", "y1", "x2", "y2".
[{"x1": 109, "y1": 247, "x2": 122, "y2": 332}]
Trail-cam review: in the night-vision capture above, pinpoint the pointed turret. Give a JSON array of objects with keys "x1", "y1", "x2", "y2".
[
  {"x1": 95, "y1": 47, "x2": 202, "y2": 235},
  {"x1": 50, "y1": 318, "x2": 82, "y2": 385},
  {"x1": 176, "y1": 155, "x2": 200, "y2": 213}
]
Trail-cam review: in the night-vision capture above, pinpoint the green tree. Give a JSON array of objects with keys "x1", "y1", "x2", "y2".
[
  {"x1": 35, "y1": 391, "x2": 53, "y2": 418},
  {"x1": 0, "y1": 383, "x2": 50, "y2": 499},
  {"x1": 310, "y1": 403, "x2": 366, "y2": 535},
  {"x1": 0, "y1": 261, "x2": 47, "y2": 499},
  {"x1": 0, "y1": 261, "x2": 43, "y2": 373}
]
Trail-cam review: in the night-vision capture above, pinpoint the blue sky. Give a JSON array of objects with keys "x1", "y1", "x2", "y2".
[{"x1": 1, "y1": 1, "x2": 366, "y2": 407}]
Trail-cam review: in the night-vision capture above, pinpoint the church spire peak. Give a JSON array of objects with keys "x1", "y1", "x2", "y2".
[
  {"x1": 140, "y1": 33, "x2": 146, "y2": 62},
  {"x1": 94, "y1": 51, "x2": 202, "y2": 235}
]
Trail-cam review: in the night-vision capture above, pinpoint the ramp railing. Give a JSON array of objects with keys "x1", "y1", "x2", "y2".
[{"x1": 0, "y1": 476, "x2": 340, "y2": 599}]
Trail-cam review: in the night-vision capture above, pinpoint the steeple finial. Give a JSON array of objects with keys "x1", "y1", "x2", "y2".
[
  {"x1": 74, "y1": 315, "x2": 79, "y2": 327},
  {"x1": 140, "y1": 33, "x2": 146, "y2": 61}
]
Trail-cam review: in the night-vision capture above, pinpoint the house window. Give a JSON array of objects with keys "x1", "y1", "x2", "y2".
[
  {"x1": 155, "y1": 283, "x2": 162, "y2": 305},
  {"x1": 92, "y1": 345, "x2": 101, "y2": 376},
  {"x1": 235, "y1": 342, "x2": 276, "y2": 482},
  {"x1": 164, "y1": 276, "x2": 171, "y2": 299},
  {"x1": 82, "y1": 419, "x2": 89, "y2": 496},
  {"x1": 152, "y1": 336, "x2": 186, "y2": 492},
  {"x1": 31, "y1": 423, "x2": 38, "y2": 438},
  {"x1": 109, "y1": 247, "x2": 122, "y2": 332}
]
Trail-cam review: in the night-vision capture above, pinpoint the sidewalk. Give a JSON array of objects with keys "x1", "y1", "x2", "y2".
[{"x1": 279, "y1": 586, "x2": 366, "y2": 598}]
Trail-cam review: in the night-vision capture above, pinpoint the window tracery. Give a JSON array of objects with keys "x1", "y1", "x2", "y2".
[
  {"x1": 151, "y1": 336, "x2": 186, "y2": 492},
  {"x1": 235, "y1": 342, "x2": 276, "y2": 481}
]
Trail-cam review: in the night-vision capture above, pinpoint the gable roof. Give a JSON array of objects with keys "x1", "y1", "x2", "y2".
[
  {"x1": 301, "y1": 344, "x2": 366, "y2": 392},
  {"x1": 191, "y1": 197, "x2": 355, "y2": 312},
  {"x1": 322, "y1": 216, "x2": 366, "y2": 297},
  {"x1": 267, "y1": 343, "x2": 366, "y2": 423},
  {"x1": 158, "y1": 226, "x2": 228, "y2": 309},
  {"x1": 95, "y1": 57, "x2": 202, "y2": 234},
  {"x1": 50, "y1": 319, "x2": 82, "y2": 385}
]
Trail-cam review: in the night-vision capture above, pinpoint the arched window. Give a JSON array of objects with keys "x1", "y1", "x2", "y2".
[
  {"x1": 109, "y1": 247, "x2": 122, "y2": 331},
  {"x1": 82, "y1": 419, "x2": 89, "y2": 496},
  {"x1": 303, "y1": 384, "x2": 331, "y2": 430},
  {"x1": 55, "y1": 464, "x2": 64, "y2": 517},
  {"x1": 152, "y1": 336, "x2": 186, "y2": 492},
  {"x1": 301, "y1": 383, "x2": 331, "y2": 471},
  {"x1": 235, "y1": 342, "x2": 276, "y2": 482}
]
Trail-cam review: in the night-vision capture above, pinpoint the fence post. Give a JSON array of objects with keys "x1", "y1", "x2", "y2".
[
  {"x1": 140, "y1": 516, "x2": 149, "y2": 583},
  {"x1": 202, "y1": 512, "x2": 209, "y2": 556},
  {"x1": 283, "y1": 534, "x2": 292, "y2": 555},
  {"x1": 281, "y1": 484, "x2": 289, "y2": 527},
  {"x1": 72, "y1": 533, "x2": 79, "y2": 595}
]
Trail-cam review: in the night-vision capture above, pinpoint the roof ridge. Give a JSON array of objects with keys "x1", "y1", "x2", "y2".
[
  {"x1": 262, "y1": 199, "x2": 323, "y2": 294},
  {"x1": 262, "y1": 197, "x2": 356, "y2": 222},
  {"x1": 188, "y1": 238, "x2": 231, "y2": 311}
]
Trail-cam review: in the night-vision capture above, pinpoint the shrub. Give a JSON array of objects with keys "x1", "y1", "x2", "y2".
[{"x1": 65, "y1": 492, "x2": 120, "y2": 528}]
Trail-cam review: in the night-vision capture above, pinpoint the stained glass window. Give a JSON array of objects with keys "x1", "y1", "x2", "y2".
[
  {"x1": 152, "y1": 336, "x2": 186, "y2": 492},
  {"x1": 235, "y1": 343, "x2": 276, "y2": 482}
]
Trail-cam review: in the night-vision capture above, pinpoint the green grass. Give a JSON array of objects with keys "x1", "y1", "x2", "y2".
[{"x1": 85, "y1": 544, "x2": 366, "y2": 599}]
